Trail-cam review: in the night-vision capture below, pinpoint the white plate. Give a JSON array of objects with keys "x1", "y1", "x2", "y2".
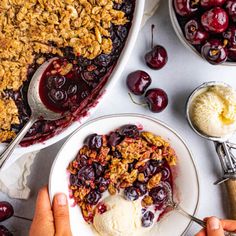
[
  {"x1": 49, "y1": 114, "x2": 199, "y2": 236},
  {"x1": 0, "y1": 1, "x2": 145, "y2": 170}
]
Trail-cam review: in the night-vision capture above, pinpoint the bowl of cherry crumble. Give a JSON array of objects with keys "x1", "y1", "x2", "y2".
[
  {"x1": 0, "y1": 0, "x2": 145, "y2": 165},
  {"x1": 49, "y1": 114, "x2": 199, "y2": 236},
  {"x1": 169, "y1": 0, "x2": 236, "y2": 65}
]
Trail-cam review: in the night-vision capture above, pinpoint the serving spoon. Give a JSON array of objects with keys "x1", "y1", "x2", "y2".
[
  {"x1": 186, "y1": 81, "x2": 236, "y2": 220},
  {"x1": 0, "y1": 57, "x2": 64, "y2": 170}
]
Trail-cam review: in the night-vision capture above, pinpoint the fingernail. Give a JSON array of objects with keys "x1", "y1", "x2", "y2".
[
  {"x1": 209, "y1": 217, "x2": 220, "y2": 230},
  {"x1": 56, "y1": 193, "x2": 67, "y2": 206}
]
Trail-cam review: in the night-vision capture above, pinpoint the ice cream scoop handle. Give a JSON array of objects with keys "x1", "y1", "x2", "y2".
[{"x1": 225, "y1": 179, "x2": 236, "y2": 220}]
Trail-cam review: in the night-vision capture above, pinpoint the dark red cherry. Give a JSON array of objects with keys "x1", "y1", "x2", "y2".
[
  {"x1": 141, "y1": 211, "x2": 155, "y2": 228},
  {"x1": 145, "y1": 45, "x2": 168, "y2": 70},
  {"x1": 200, "y1": 0, "x2": 226, "y2": 8},
  {"x1": 149, "y1": 186, "x2": 167, "y2": 204},
  {"x1": 201, "y1": 39, "x2": 228, "y2": 64},
  {"x1": 124, "y1": 187, "x2": 139, "y2": 201},
  {"x1": 201, "y1": 7, "x2": 229, "y2": 33},
  {"x1": 223, "y1": 26, "x2": 236, "y2": 48},
  {"x1": 118, "y1": 125, "x2": 139, "y2": 138},
  {"x1": 84, "y1": 134, "x2": 103, "y2": 150},
  {"x1": 174, "y1": 0, "x2": 200, "y2": 16},
  {"x1": 85, "y1": 191, "x2": 102, "y2": 205},
  {"x1": 126, "y1": 71, "x2": 151, "y2": 95},
  {"x1": 108, "y1": 132, "x2": 122, "y2": 146},
  {"x1": 0, "y1": 225, "x2": 13, "y2": 236},
  {"x1": 226, "y1": 0, "x2": 236, "y2": 22},
  {"x1": 0, "y1": 202, "x2": 14, "y2": 222},
  {"x1": 184, "y1": 20, "x2": 209, "y2": 45},
  {"x1": 228, "y1": 48, "x2": 236, "y2": 61},
  {"x1": 145, "y1": 88, "x2": 168, "y2": 113}
]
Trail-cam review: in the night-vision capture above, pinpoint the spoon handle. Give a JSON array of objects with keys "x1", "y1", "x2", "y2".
[
  {"x1": 175, "y1": 205, "x2": 206, "y2": 228},
  {"x1": 0, "y1": 116, "x2": 37, "y2": 170}
]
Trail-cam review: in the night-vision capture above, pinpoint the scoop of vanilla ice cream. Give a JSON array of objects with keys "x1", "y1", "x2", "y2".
[
  {"x1": 93, "y1": 195, "x2": 142, "y2": 236},
  {"x1": 190, "y1": 85, "x2": 236, "y2": 137}
]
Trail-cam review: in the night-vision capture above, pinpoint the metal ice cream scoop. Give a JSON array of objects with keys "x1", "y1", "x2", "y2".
[
  {"x1": 0, "y1": 57, "x2": 64, "y2": 170},
  {"x1": 186, "y1": 81, "x2": 236, "y2": 220}
]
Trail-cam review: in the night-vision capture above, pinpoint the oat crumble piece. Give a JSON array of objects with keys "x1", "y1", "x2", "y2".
[{"x1": 0, "y1": 97, "x2": 20, "y2": 142}]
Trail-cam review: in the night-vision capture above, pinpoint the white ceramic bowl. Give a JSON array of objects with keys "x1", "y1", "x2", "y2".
[
  {"x1": 168, "y1": 0, "x2": 236, "y2": 66},
  {"x1": 0, "y1": 1, "x2": 145, "y2": 169},
  {"x1": 49, "y1": 114, "x2": 200, "y2": 236}
]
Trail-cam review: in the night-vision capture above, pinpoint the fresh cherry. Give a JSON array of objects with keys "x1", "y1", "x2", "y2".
[
  {"x1": 0, "y1": 202, "x2": 14, "y2": 222},
  {"x1": 174, "y1": 0, "x2": 200, "y2": 16},
  {"x1": 0, "y1": 225, "x2": 12, "y2": 236},
  {"x1": 145, "y1": 46, "x2": 168, "y2": 70},
  {"x1": 141, "y1": 211, "x2": 155, "y2": 228},
  {"x1": 226, "y1": 0, "x2": 236, "y2": 22},
  {"x1": 228, "y1": 48, "x2": 236, "y2": 61},
  {"x1": 126, "y1": 71, "x2": 152, "y2": 95},
  {"x1": 223, "y1": 26, "x2": 236, "y2": 48},
  {"x1": 201, "y1": 39, "x2": 228, "y2": 64},
  {"x1": 145, "y1": 88, "x2": 168, "y2": 113},
  {"x1": 200, "y1": 0, "x2": 226, "y2": 8},
  {"x1": 201, "y1": 7, "x2": 229, "y2": 33},
  {"x1": 145, "y1": 25, "x2": 168, "y2": 70},
  {"x1": 184, "y1": 19, "x2": 209, "y2": 45}
]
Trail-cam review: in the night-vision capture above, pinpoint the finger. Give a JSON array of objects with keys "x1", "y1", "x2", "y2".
[
  {"x1": 34, "y1": 186, "x2": 53, "y2": 222},
  {"x1": 221, "y1": 219, "x2": 236, "y2": 232},
  {"x1": 195, "y1": 228, "x2": 207, "y2": 236},
  {"x1": 206, "y1": 217, "x2": 224, "y2": 236},
  {"x1": 29, "y1": 186, "x2": 54, "y2": 236},
  {"x1": 53, "y1": 193, "x2": 72, "y2": 236}
]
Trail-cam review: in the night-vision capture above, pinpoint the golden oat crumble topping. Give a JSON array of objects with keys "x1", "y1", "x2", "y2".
[
  {"x1": 0, "y1": 0, "x2": 127, "y2": 92},
  {"x1": 0, "y1": 97, "x2": 20, "y2": 142},
  {"x1": 0, "y1": 0, "x2": 128, "y2": 140}
]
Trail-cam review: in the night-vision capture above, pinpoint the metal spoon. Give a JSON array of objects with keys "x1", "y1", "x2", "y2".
[
  {"x1": 0, "y1": 57, "x2": 64, "y2": 169},
  {"x1": 186, "y1": 81, "x2": 236, "y2": 220},
  {"x1": 162, "y1": 182, "x2": 232, "y2": 235}
]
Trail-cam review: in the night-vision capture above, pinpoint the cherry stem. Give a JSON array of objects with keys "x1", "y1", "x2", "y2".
[
  {"x1": 151, "y1": 24, "x2": 155, "y2": 49},
  {"x1": 128, "y1": 93, "x2": 147, "y2": 107},
  {"x1": 13, "y1": 215, "x2": 32, "y2": 222}
]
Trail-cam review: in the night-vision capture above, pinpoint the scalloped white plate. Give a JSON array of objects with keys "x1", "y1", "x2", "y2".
[{"x1": 49, "y1": 114, "x2": 199, "y2": 236}]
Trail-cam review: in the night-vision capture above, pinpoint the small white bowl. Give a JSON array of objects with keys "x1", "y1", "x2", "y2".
[
  {"x1": 0, "y1": 1, "x2": 145, "y2": 169},
  {"x1": 49, "y1": 114, "x2": 199, "y2": 236},
  {"x1": 168, "y1": 0, "x2": 236, "y2": 66}
]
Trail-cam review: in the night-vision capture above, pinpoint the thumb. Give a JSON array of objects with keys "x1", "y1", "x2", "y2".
[
  {"x1": 53, "y1": 193, "x2": 72, "y2": 236},
  {"x1": 206, "y1": 217, "x2": 224, "y2": 236}
]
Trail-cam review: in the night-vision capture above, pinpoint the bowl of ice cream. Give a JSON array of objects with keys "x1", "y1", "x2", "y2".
[
  {"x1": 186, "y1": 81, "x2": 236, "y2": 140},
  {"x1": 0, "y1": 0, "x2": 145, "y2": 168},
  {"x1": 49, "y1": 114, "x2": 199, "y2": 236}
]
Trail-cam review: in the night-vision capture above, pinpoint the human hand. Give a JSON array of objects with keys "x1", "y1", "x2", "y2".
[
  {"x1": 195, "y1": 217, "x2": 236, "y2": 236},
  {"x1": 29, "y1": 186, "x2": 72, "y2": 236}
]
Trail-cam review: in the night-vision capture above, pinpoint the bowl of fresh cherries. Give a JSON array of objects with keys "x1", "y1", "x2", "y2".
[{"x1": 169, "y1": 0, "x2": 236, "y2": 65}]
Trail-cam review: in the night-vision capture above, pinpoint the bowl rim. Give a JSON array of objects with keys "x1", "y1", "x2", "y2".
[
  {"x1": 0, "y1": 0, "x2": 146, "y2": 167},
  {"x1": 168, "y1": 0, "x2": 236, "y2": 67},
  {"x1": 49, "y1": 113, "x2": 200, "y2": 236}
]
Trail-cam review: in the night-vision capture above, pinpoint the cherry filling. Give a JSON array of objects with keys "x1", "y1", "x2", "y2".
[
  {"x1": 4, "y1": 1, "x2": 135, "y2": 146},
  {"x1": 39, "y1": 58, "x2": 92, "y2": 113}
]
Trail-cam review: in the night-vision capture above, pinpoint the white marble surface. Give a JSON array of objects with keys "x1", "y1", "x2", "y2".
[{"x1": 1, "y1": 1, "x2": 236, "y2": 235}]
